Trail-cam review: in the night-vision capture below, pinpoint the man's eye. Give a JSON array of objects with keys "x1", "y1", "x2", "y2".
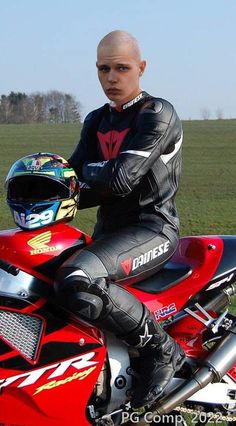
[
  {"x1": 118, "y1": 66, "x2": 129, "y2": 71},
  {"x1": 99, "y1": 66, "x2": 110, "y2": 73}
]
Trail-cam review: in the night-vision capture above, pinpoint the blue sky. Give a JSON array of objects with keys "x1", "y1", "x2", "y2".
[{"x1": 1, "y1": 0, "x2": 235, "y2": 120}]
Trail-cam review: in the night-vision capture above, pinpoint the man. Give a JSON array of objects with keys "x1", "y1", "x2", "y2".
[{"x1": 55, "y1": 30, "x2": 185, "y2": 408}]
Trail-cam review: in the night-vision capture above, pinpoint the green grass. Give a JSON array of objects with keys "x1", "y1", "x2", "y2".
[
  {"x1": 0, "y1": 119, "x2": 235, "y2": 235},
  {"x1": 177, "y1": 119, "x2": 236, "y2": 235}
]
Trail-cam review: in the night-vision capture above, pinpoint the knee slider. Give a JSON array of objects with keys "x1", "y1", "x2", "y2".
[
  {"x1": 73, "y1": 278, "x2": 110, "y2": 320},
  {"x1": 72, "y1": 291, "x2": 104, "y2": 320},
  {"x1": 55, "y1": 270, "x2": 109, "y2": 321}
]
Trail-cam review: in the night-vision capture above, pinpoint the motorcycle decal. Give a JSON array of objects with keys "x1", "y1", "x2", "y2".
[
  {"x1": 135, "y1": 323, "x2": 152, "y2": 348},
  {"x1": 26, "y1": 159, "x2": 42, "y2": 170},
  {"x1": 97, "y1": 128, "x2": 130, "y2": 160},
  {"x1": 14, "y1": 208, "x2": 56, "y2": 229},
  {"x1": 154, "y1": 303, "x2": 177, "y2": 320},
  {"x1": 206, "y1": 272, "x2": 235, "y2": 291},
  {"x1": 0, "y1": 351, "x2": 98, "y2": 390},
  {"x1": 34, "y1": 366, "x2": 96, "y2": 395},
  {"x1": 55, "y1": 199, "x2": 78, "y2": 221},
  {"x1": 27, "y1": 231, "x2": 60, "y2": 255},
  {"x1": 120, "y1": 241, "x2": 170, "y2": 275}
]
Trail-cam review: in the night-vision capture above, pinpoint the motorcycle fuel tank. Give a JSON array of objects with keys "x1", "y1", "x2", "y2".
[{"x1": 0, "y1": 222, "x2": 92, "y2": 282}]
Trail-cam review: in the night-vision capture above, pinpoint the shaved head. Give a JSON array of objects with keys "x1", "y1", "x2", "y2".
[
  {"x1": 97, "y1": 30, "x2": 141, "y2": 62},
  {"x1": 96, "y1": 30, "x2": 146, "y2": 106}
]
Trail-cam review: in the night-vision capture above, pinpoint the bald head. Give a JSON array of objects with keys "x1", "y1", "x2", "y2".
[
  {"x1": 96, "y1": 30, "x2": 146, "y2": 106},
  {"x1": 97, "y1": 30, "x2": 141, "y2": 63}
]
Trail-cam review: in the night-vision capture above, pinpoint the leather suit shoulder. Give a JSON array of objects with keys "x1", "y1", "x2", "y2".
[
  {"x1": 139, "y1": 97, "x2": 174, "y2": 122},
  {"x1": 83, "y1": 105, "x2": 107, "y2": 124},
  {"x1": 81, "y1": 105, "x2": 107, "y2": 139}
]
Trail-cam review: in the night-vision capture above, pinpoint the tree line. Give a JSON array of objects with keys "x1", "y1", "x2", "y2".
[{"x1": 0, "y1": 90, "x2": 81, "y2": 124}]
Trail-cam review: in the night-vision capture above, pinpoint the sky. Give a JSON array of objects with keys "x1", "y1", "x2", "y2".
[{"x1": 0, "y1": 0, "x2": 235, "y2": 120}]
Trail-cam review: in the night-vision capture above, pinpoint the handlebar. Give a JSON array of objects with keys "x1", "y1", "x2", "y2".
[{"x1": 0, "y1": 259, "x2": 19, "y2": 276}]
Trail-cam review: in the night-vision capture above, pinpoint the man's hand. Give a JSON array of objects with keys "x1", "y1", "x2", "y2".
[{"x1": 82, "y1": 160, "x2": 114, "y2": 192}]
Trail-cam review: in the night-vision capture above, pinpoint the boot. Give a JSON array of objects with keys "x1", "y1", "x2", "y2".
[
  {"x1": 122, "y1": 305, "x2": 186, "y2": 408},
  {"x1": 56, "y1": 272, "x2": 185, "y2": 408}
]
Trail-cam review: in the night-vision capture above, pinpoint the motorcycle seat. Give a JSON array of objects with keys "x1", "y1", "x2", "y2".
[{"x1": 131, "y1": 261, "x2": 192, "y2": 294}]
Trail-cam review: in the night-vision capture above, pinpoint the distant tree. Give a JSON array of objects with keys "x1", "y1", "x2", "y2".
[
  {"x1": 0, "y1": 90, "x2": 81, "y2": 124},
  {"x1": 200, "y1": 107, "x2": 211, "y2": 120},
  {"x1": 31, "y1": 93, "x2": 45, "y2": 122},
  {"x1": 45, "y1": 90, "x2": 81, "y2": 123},
  {"x1": 0, "y1": 95, "x2": 10, "y2": 123},
  {"x1": 215, "y1": 108, "x2": 224, "y2": 120},
  {"x1": 64, "y1": 93, "x2": 81, "y2": 123},
  {"x1": 0, "y1": 92, "x2": 28, "y2": 123},
  {"x1": 8, "y1": 91, "x2": 27, "y2": 105},
  {"x1": 45, "y1": 91, "x2": 64, "y2": 123},
  {"x1": 49, "y1": 106, "x2": 60, "y2": 123}
]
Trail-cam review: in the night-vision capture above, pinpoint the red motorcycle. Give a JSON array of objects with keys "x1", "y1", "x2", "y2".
[{"x1": 0, "y1": 153, "x2": 236, "y2": 425}]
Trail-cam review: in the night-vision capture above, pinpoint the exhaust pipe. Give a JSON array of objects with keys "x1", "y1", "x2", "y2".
[
  {"x1": 151, "y1": 324, "x2": 236, "y2": 416},
  {"x1": 203, "y1": 284, "x2": 236, "y2": 312}
]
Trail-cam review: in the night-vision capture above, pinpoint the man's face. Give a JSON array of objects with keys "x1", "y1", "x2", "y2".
[{"x1": 96, "y1": 44, "x2": 146, "y2": 106}]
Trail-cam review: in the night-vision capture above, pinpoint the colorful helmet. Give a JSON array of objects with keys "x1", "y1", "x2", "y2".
[{"x1": 5, "y1": 153, "x2": 79, "y2": 230}]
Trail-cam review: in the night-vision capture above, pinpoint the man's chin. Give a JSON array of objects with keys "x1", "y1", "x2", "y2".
[{"x1": 105, "y1": 91, "x2": 140, "y2": 106}]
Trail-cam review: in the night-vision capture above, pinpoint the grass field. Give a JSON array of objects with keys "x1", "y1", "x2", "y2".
[{"x1": 0, "y1": 119, "x2": 235, "y2": 235}]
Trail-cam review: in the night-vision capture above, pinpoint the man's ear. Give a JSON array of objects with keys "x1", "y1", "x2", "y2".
[{"x1": 139, "y1": 60, "x2": 146, "y2": 76}]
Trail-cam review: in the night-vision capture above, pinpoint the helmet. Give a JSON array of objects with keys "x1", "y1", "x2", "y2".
[{"x1": 5, "y1": 153, "x2": 79, "y2": 230}]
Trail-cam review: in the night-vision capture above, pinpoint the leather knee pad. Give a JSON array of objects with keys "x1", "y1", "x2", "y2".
[
  {"x1": 54, "y1": 266, "x2": 109, "y2": 321},
  {"x1": 93, "y1": 282, "x2": 144, "y2": 336},
  {"x1": 55, "y1": 267, "x2": 144, "y2": 335}
]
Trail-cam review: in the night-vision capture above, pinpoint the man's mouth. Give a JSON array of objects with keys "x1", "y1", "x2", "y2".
[{"x1": 106, "y1": 88, "x2": 121, "y2": 94}]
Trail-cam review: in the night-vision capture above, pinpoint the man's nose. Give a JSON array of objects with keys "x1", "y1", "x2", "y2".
[{"x1": 108, "y1": 70, "x2": 118, "y2": 83}]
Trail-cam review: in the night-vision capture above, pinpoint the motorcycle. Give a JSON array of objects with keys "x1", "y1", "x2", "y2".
[{"x1": 0, "y1": 215, "x2": 236, "y2": 425}]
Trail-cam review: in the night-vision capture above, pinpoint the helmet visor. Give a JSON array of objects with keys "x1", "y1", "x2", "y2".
[{"x1": 8, "y1": 175, "x2": 70, "y2": 202}]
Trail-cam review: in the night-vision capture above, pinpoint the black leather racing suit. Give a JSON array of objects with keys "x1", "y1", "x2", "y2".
[
  {"x1": 69, "y1": 91, "x2": 182, "y2": 241},
  {"x1": 55, "y1": 92, "x2": 184, "y2": 406}
]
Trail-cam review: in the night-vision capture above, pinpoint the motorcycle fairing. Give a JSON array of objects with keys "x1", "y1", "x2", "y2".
[
  {"x1": 0, "y1": 221, "x2": 104, "y2": 425},
  {"x1": 0, "y1": 223, "x2": 92, "y2": 283},
  {"x1": 206, "y1": 236, "x2": 236, "y2": 288},
  {"x1": 0, "y1": 348, "x2": 105, "y2": 426},
  {"x1": 0, "y1": 267, "x2": 53, "y2": 300},
  {"x1": 0, "y1": 296, "x2": 106, "y2": 425}
]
